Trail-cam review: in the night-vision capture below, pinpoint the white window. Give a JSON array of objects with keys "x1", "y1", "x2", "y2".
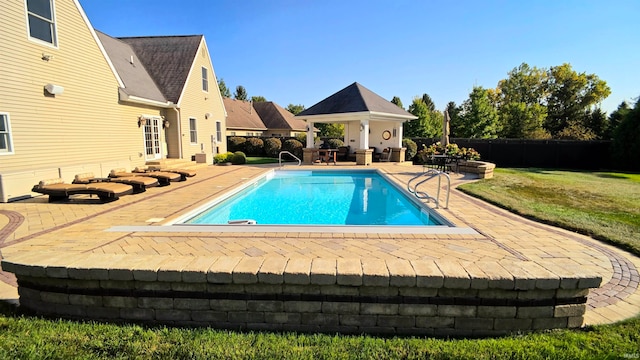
[
  {"x1": 201, "y1": 67, "x2": 208, "y2": 92},
  {"x1": 26, "y1": 0, "x2": 57, "y2": 46},
  {"x1": 189, "y1": 118, "x2": 197, "y2": 144},
  {"x1": 216, "y1": 121, "x2": 222, "y2": 142},
  {"x1": 0, "y1": 113, "x2": 14, "y2": 154}
]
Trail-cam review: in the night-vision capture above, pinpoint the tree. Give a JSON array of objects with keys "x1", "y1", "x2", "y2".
[
  {"x1": 544, "y1": 63, "x2": 611, "y2": 136},
  {"x1": 496, "y1": 63, "x2": 549, "y2": 139},
  {"x1": 405, "y1": 97, "x2": 441, "y2": 138},
  {"x1": 446, "y1": 101, "x2": 464, "y2": 138},
  {"x1": 251, "y1": 96, "x2": 267, "y2": 102},
  {"x1": 458, "y1": 86, "x2": 501, "y2": 138},
  {"x1": 315, "y1": 123, "x2": 344, "y2": 138},
  {"x1": 611, "y1": 97, "x2": 640, "y2": 169},
  {"x1": 607, "y1": 101, "x2": 631, "y2": 139},
  {"x1": 286, "y1": 104, "x2": 305, "y2": 115},
  {"x1": 390, "y1": 96, "x2": 404, "y2": 109},
  {"x1": 234, "y1": 85, "x2": 248, "y2": 101},
  {"x1": 218, "y1": 79, "x2": 231, "y2": 98},
  {"x1": 420, "y1": 93, "x2": 436, "y2": 112},
  {"x1": 583, "y1": 108, "x2": 608, "y2": 139}
]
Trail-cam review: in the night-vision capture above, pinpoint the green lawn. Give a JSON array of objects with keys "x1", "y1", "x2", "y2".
[
  {"x1": 457, "y1": 168, "x2": 640, "y2": 256},
  {"x1": 1, "y1": 168, "x2": 640, "y2": 359},
  {"x1": 245, "y1": 156, "x2": 298, "y2": 165}
]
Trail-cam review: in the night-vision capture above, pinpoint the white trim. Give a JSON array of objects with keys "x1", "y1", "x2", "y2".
[
  {"x1": 74, "y1": 0, "x2": 125, "y2": 88},
  {"x1": 188, "y1": 117, "x2": 198, "y2": 144},
  {"x1": 24, "y1": 0, "x2": 59, "y2": 48},
  {"x1": 0, "y1": 112, "x2": 15, "y2": 155},
  {"x1": 141, "y1": 115, "x2": 163, "y2": 160},
  {"x1": 297, "y1": 111, "x2": 416, "y2": 124},
  {"x1": 118, "y1": 88, "x2": 173, "y2": 108}
]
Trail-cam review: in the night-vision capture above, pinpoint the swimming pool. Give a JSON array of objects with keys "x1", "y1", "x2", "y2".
[{"x1": 182, "y1": 170, "x2": 446, "y2": 226}]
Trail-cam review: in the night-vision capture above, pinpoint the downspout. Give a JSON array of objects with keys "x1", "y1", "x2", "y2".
[{"x1": 172, "y1": 106, "x2": 183, "y2": 159}]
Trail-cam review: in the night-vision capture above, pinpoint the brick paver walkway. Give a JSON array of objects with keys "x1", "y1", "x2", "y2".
[{"x1": 0, "y1": 163, "x2": 638, "y2": 325}]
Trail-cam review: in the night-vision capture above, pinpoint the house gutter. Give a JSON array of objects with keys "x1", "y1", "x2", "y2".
[
  {"x1": 172, "y1": 107, "x2": 183, "y2": 159},
  {"x1": 118, "y1": 88, "x2": 173, "y2": 108}
]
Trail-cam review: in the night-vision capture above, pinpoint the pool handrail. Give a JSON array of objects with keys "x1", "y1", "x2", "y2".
[
  {"x1": 278, "y1": 151, "x2": 301, "y2": 167},
  {"x1": 407, "y1": 169, "x2": 450, "y2": 209}
]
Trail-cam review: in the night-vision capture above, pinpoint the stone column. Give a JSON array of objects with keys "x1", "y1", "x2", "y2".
[
  {"x1": 355, "y1": 148, "x2": 373, "y2": 166},
  {"x1": 390, "y1": 147, "x2": 406, "y2": 162}
]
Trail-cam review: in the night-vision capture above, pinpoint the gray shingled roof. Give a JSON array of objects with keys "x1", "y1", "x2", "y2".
[
  {"x1": 223, "y1": 98, "x2": 267, "y2": 130},
  {"x1": 95, "y1": 31, "x2": 167, "y2": 103},
  {"x1": 118, "y1": 35, "x2": 203, "y2": 103},
  {"x1": 253, "y1": 102, "x2": 307, "y2": 131},
  {"x1": 297, "y1": 82, "x2": 415, "y2": 118}
]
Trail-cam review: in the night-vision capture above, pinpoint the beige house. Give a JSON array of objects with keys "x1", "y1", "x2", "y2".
[
  {"x1": 223, "y1": 98, "x2": 267, "y2": 137},
  {"x1": 0, "y1": 0, "x2": 226, "y2": 202},
  {"x1": 253, "y1": 102, "x2": 308, "y2": 137}
]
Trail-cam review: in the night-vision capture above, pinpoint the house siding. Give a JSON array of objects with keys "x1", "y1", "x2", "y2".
[
  {"x1": 0, "y1": 0, "x2": 161, "y2": 201},
  {"x1": 174, "y1": 39, "x2": 226, "y2": 162}
]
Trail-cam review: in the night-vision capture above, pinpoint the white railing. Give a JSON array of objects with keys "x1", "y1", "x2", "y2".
[
  {"x1": 407, "y1": 169, "x2": 451, "y2": 209},
  {"x1": 278, "y1": 151, "x2": 301, "y2": 167}
]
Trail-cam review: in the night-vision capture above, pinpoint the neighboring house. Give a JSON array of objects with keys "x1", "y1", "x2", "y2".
[
  {"x1": 253, "y1": 101, "x2": 308, "y2": 137},
  {"x1": 223, "y1": 98, "x2": 267, "y2": 137},
  {"x1": 0, "y1": 0, "x2": 226, "y2": 202}
]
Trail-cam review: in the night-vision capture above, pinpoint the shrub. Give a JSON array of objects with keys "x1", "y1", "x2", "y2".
[
  {"x1": 264, "y1": 138, "x2": 282, "y2": 157},
  {"x1": 228, "y1": 137, "x2": 246, "y2": 153},
  {"x1": 214, "y1": 152, "x2": 233, "y2": 164},
  {"x1": 326, "y1": 138, "x2": 344, "y2": 149},
  {"x1": 244, "y1": 137, "x2": 264, "y2": 156},
  {"x1": 230, "y1": 151, "x2": 246, "y2": 165},
  {"x1": 295, "y1": 133, "x2": 307, "y2": 143},
  {"x1": 402, "y1": 138, "x2": 417, "y2": 161},
  {"x1": 282, "y1": 139, "x2": 303, "y2": 159}
]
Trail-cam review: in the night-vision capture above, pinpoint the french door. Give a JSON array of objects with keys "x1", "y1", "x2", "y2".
[{"x1": 143, "y1": 117, "x2": 162, "y2": 160}]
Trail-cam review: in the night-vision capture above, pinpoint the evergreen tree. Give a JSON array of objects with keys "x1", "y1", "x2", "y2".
[
  {"x1": 217, "y1": 79, "x2": 231, "y2": 98},
  {"x1": 234, "y1": 85, "x2": 248, "y2": 101}
]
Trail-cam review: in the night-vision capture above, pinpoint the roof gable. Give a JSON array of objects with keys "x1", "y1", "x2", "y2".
[
  {"x1": 253, "y1": 102, "x2": 307, "y2": 131},
  {"x1": 297, "y1": 82, "x2": 414, "y2": 118},
  {"x1": 95, "y1": 31, "x2": 167, "y2": 103},
  {"x1": 118, "y1": 35, "x2": 203, "y2": 103},
  {"x1": 223, "y1": 98, "x2": 267, "y2": 130}
]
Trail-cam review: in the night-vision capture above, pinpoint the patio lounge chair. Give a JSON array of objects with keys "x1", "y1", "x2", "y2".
[
  {"x1": 73, "y1": 172, "x2": 159, "y2": 193},
  {"x1": 31, "y1": 178, "x2": 133, "y2": 203},
  {"x1": 139, "y1": 165, "x2": 196, "y2": 181},
  {"x1": 109, "y1": 168, "x2": 180, "y2": 186}
]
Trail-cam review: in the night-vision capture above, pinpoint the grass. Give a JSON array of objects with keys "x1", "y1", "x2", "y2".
[
  {"x1": 458, "y1": 168, "x2": 640, "y2": 257},
  {"x1": 1, "y1": 168, "x2": 640, "y2": 358},
  {"x1": 245, "y1": 156, "x2": 298, "y2": 165},
  {"x1": 0, "y1": 313, "x2": 638, "y2": 359}
]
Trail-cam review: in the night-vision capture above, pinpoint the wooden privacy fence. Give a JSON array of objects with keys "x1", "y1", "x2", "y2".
[{"x1": 412, "y1": 139, "x2": 614, "y2": 170}]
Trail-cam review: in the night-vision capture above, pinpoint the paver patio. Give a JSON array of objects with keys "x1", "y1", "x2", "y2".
[{"x1": 0, "y1": 163, "x2": 638, "y2": 327}]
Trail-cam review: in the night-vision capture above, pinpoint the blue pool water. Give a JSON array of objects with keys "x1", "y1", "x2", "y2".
[{"x1": 186, "y1": 170, "x2": 442, "y2": 226}]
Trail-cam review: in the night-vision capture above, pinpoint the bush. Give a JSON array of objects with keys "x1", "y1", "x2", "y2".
[
  {"x1": 244, "y1": 137, "x2": 264, "y2": 156},
  {"x1": 282, "y1": 139, "x2": 303, "y2": 159},
  {"x1": 326, "y1": 138, "x2": 344, "y2": 149},
  {"x1": 295, "y1": 133, "x2": 308, "y2": 143},
  {"x1": 230, "y1": 151, "x2": 246, "y2": 165},
  {"x1": 214, "y1": 152, "x2": 233, "y2": 164},
  {"x1": 402, "y1": 138, "x2": 417, "y2": 161},
  {"x1": 264, "y1": 138, "x2": 282, "y2": 157},
  {"x1": 228, "y1": 137, "x2": 246, "y2": 153}
]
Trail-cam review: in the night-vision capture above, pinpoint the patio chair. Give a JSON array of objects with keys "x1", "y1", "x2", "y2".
[
  {"x1": 380, "y1": 148, "x2": 392, "y2": 162},
  {"x1": 109, "y1": 168, "x2": 179, "y2": 186},
  {"x1": 32, "y1": 178, "x2": 133, "y2": 203},
  {"x1": 73, "y1": 172, "x2": 159, "y2": 193}
]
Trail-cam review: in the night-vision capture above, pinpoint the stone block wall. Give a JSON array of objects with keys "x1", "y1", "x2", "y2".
[{"x1": 2, "y1": 254, "x2": 601, "y2": 337}]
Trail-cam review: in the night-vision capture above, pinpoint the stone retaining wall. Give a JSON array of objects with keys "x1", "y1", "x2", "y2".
[
  {"x1": 458, "y1": 161, "x2": 496, "y2": 179},
  {"x1": 1, "y1": 254, "x2": 601, "y2": 337}
]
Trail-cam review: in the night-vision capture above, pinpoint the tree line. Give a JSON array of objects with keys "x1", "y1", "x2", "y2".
[{"x1": 399, "y1": 62, "x2": 623, "y2": 141}]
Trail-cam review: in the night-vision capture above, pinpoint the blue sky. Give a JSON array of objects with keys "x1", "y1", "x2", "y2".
[{"x1": 80, "y1": 0, "x2": 639, "y2": 114}]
